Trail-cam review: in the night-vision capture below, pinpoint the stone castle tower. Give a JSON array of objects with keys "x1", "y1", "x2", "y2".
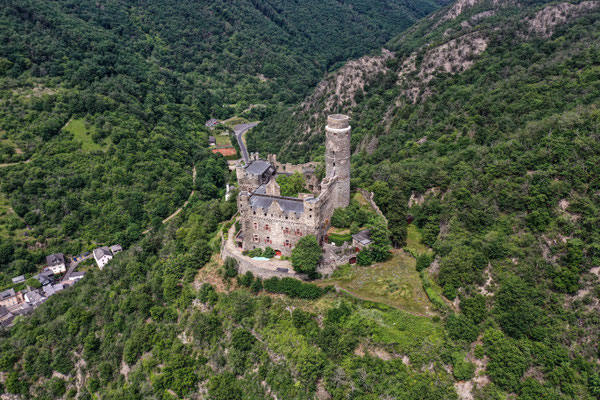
[{"x1": 325, "y1": 114, "x2": 351, "y2": 209}]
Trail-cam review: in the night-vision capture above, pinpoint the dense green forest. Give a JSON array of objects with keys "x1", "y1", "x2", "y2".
[
  {"x1": 0, "y1": 0, "x2": 443, "y2": 279},
  {"x1": 247, "y1": 0, "x2": 600, "y2": 398},
  {"x1": 2, "y1": 0, "x2": 600, "y2": 398}
]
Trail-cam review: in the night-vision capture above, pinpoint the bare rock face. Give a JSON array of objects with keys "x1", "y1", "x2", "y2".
[
  {"x1": 432, "y1": 0, "x2": 482, "y2": 28},
  {"x1": 398, "y1": 32, "x2": 488, "y2": 103},
  {"x1": 302, "y1": 49, "x2": 394, "y2": 114},
  {"x1": 525, "y1": 1, "x2": 599, "y2": 38}
]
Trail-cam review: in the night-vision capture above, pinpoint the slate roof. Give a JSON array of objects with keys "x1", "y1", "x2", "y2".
[
  {"x1": 0, "y1": 306, "x2": 10, "y2": 318},
  {"x1": 245, "y1": 160, "x2": 273, "y2": 175},
  {"x1": 253, "y1": 184, "x2": 267, "y2": 195},
  {"x1": 110, "y1": 244, "x2": 122, "y2": 254},
  {"x1": 11, "y1": 275, "x2": 25, "y2": 284},
  {"x1": 69, "y1": 272, "x2": 86, "y2": 280},
  {"x1": 25, "y1": 290, "x2": 44, "y2": 304},
  {"x1": 93, "y1": 246, "x2": 112, "y2": 259},
  {"x1": 35, "y1": 272, "x2": 54, "y2": 286},
  {"x1": 46, "y1": 253, "x2": 65, "y2": 267},
  {"x1": 0, "y1": 289, "x2": 15, "y2": 300},
  {"x1": 249, "y1": 194, "x2": 304, "y2": 215},
  {"x1": 352, "y1": 229, "x2": 372, "y2": 245},
  {"x1": 208, "y1": 135, "x2": 216, "y2": 144},
  {"x1": 205, "y1": 118, "x2": 218, "y2": 127}
]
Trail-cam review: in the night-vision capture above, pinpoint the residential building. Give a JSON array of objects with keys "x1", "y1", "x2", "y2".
[
  {"x1": 0, "y1": 289, "x2": 23, "y2": 307},
  {"x1": 110, "y1": 244, "x2": 122, "y2": 255},
  {"x1": 46, "y1": 253, "x2": 67, "y2": 274},
  {"x1": 69, "y1": 271, "x2": 86, "y2": 282},
  {"x1": 93, "y1": 246, "x2": 113, "y2": 270},
  {"x1": 208, "y1": 135, "x2": 216, "y2": 146},
  {"x1": 11, "y1": 275, "x2": 25, "y2": 284}
]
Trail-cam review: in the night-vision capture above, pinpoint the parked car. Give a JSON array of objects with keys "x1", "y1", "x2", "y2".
[{"x1": 73, "y1": 257, "x2": 78, "y2": 262}]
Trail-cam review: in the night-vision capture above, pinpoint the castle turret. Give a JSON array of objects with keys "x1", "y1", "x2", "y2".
[{"x1": 325, "y1": 114, "x2": 351, "y2": 209}]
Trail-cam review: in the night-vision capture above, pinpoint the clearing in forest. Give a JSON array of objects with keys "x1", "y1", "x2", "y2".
[
  {"x1": 62, "y1": 118, "x2": 110, "y2": 152},
  {"x1": 321, "y1": 248, "x2": 435, "y2": 316}
]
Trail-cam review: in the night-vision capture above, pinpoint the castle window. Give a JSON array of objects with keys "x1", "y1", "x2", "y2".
[
  {"x1": 265, "y1": 237, "x2": 272, "y2": 244},
  {"x1": 284, "y1": 240, "x2": 291, "y2": 248},
  {"x1": 253, "y1": 222, "x2": 258, "y2": 229},
  {"x1": 253, "y1": 211, "x2": 256, "y2": 215},
  {"x1": 295, "y1": 229, "x2": 302, "y2": 236},
  {"x1": 264, "y1": 224, "x2": 270, "y2": 231},
  {"x1": 284, "y1": 227, "x2": 290, "y2": 234},
  {"x1": 253, "y1": 234, "x2": 259, "y2": 243}
]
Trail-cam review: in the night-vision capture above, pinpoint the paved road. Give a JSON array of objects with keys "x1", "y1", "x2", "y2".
[
  {"x1": 233, "y1": 122, "x2": 259, "y2": 163},
  {"x1": 62, "y1": 254, "x2": 92, "y2": 282}
]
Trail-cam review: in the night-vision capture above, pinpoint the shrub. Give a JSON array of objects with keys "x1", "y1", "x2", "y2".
[
  {"x1": 263, "y1": 277, "x2": 324, "y2": 299},
  {"x1": 415, "y1": 253, "x2": 433, "y2": 272},
  {"x1": 263, "y1": 247, "x2": 275, "y2": 258}
]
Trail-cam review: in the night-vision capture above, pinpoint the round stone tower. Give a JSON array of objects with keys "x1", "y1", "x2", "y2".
[{"x1": 325, "y1": 114, "x2": 351, "y2": 209}]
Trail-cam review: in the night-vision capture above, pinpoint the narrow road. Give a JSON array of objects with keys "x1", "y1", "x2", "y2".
[
  {"x1": 233, "y1": 122, "x2": 259, "y2": 163},
  {"x1": 142, "y1": 165, "x2": 196, "y2": 234},
  {"x1": 62, "y1": 254, "x2": 92, "y2": 282}
]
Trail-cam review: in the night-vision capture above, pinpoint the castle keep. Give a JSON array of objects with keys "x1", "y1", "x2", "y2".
[{"x1": 236, "y1": 114, "x2": 351, "y2": 256}]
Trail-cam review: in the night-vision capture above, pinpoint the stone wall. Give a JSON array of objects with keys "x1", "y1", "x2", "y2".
[{"x1": 357, "y1": 188, "x2": 388, "y2": 224}]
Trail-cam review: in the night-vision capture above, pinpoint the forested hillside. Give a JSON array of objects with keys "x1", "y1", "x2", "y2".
[
  {"x1": 0, "y1": 0, "x2": 442, "y2": 278},
  {"x1": 247, "y1": 0, "x2": 600, "y2": 397}
]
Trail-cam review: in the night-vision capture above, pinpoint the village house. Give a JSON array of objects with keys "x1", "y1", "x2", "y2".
[
  {"x1": 34, "y1": 272, "x2": 54, "y2": 286},
  {"x1": 110, "y1": 244, "x2": 122, "y2": 255},
  {"x1": 0, "y1": 306, "x2": 15, "y2": 328},
  {"x1": 69, "y1": 271, "x2": 86, "y2": 282},
  {"x1": 0, "y1": 289, "x2": 23, "y2": 307},
  {"x1": 93, "y1": 246, "x2": 113, "y2": 270},
  {"x1": 24, "y1": 290, "x2": 45, "y2": 307},
  {"x1": 208, "y1": 136, "x2": 216, "y2": 146},
  {"x1": 11, "y1": 275, "x2": 25, "y2": 284},
  {"x1": 46, "y1": 253, "x2": 66, "y2": 274}
]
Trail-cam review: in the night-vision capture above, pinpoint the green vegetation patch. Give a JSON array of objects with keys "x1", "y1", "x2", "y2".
[
  {"x1": 322, "y1": 250, "x2": 434, "y2": 315},
  {"x1": 61, "y1": 118, "x2": 109, "y2": 152}
]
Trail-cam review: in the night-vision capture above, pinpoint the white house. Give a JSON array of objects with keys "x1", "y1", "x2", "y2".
[
  {"x1": 46, "y1": 253, "x2": 66, "y2": 274},
  {"x1": 69, "y1": 271, "x2": 86, "y2": 282},
  {"x1": 93, "y1": 247, "x2": 113, "y2": 270}
]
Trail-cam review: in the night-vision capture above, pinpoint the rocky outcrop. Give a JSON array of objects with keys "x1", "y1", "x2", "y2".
[
  {"x1": 301, "y1": 49, "x2": 394, "y2": 115},
  {"x1": 525, "y1": 1, "x2": 598, "y2": 38}
]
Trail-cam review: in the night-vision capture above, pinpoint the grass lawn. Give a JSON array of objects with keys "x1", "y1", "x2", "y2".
[
  {"x1": 406, "y1": 224, "x2": 433, "y2": 256},
  {"x1": 221, "y1": 116, "x2": 249, "y2": 128},
  {"x1": 62, "y1": 118, "x2": 110, "y2": 152},
  {"x1": 215, "y1": 135, "x2": 232, "y2": 147},
  {"x1": 320, "y1": 249, "x2": 435, "y2": 316}
]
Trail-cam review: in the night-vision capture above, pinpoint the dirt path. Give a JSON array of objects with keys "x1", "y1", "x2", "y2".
[
  {"x1": 142, "y1": 165, "x2": 196, "y2": 234},
  {"x1": 0, "y1": 157, "x2": 32, "y2": 168}
]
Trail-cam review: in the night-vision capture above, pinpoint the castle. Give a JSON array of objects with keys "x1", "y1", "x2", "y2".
[{"x1": 235, "y1": 114, "x2": 351, "y2": 256}]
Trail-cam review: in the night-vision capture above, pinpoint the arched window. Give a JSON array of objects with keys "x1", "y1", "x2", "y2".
[
  {"x1": 253, "y1": 222, "x2": 258, "y2": 230},
  {"x1": 253, "y1": 234, "x2": 259, "y2": 243},
  {"x1": 295, "y1": 229, "x2": 302, "y2": 236},
  {"x1": 265, "y1": 237, "x2": 272, "y2": 244},
  {"x1": 284, "y1": 240, "x2": 291, "y2": 248},
  {"x1": 264, "y1": 224, "x2": 270, "y2": 231},
  {"x1": 283, "y1": 227, "x2": 290, "y2": 234}
]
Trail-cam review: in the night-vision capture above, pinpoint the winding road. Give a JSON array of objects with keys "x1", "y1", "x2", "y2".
[{"x1": 233, "y1": 122, "x2": 259, "y2": 163}]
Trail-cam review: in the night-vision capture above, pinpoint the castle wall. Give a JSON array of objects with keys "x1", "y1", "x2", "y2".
[{"x1": 236, "y1": 113, "x2": 351, "y2": 256}]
